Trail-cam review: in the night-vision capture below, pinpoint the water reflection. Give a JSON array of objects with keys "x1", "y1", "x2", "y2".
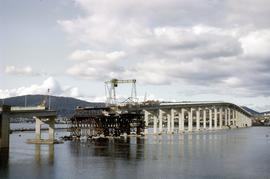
[
  {"x1": 34, "y1": 144, "x2": 54, "y2": 165},
  {"x1": 65, "y1": 132, "x2": 235, "y2": 162},
  {"x1": 3, "y1": 128, "x2": 270, "y2": 179},
  {"x1": 0, "y1": 148, "x2": 9, "y2": 167},
  {"x1": 0, "y1": 148, "x2": 9, "y2": 179}
]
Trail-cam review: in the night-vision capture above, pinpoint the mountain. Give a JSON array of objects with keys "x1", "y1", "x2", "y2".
[
  {"x1": 241, "y1": 106, "x2": 261, "y2": 116},
  {"x1": 1, "y1": 95, "x2": 104, "y2": 117},
  {"x1": 261, "y1": 111, "x2": 270, "y2": 115}
]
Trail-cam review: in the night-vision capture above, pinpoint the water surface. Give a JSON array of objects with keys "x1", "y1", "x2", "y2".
[{"x1": 1, "y1": 127, "x2": 270, "y2": 179}]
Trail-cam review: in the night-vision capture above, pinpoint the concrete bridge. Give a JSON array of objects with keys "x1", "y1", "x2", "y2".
[
  {"x1": 0, "y1": 105, "x2": 57, "y2": 150},
  {"x1": 142, "y1": 101, "x2": 252, "y2": 134}
]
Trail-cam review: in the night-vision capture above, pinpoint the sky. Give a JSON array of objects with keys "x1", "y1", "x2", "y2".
[{"x1": 1, "y1": 0, "x2": 270, "y2": 112}]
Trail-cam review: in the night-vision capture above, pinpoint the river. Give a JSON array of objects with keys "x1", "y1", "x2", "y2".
[{"x1": 1, "y1": 127, "x2": 270, "y2": 179}]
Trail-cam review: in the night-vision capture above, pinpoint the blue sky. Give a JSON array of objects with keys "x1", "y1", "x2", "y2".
[{"x1": 1, "y1": 0, "x2": 270, "y2": 111}]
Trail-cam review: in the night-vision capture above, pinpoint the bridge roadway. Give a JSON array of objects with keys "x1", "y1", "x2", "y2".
[
  {"x1": 139, "y1": 101, "x2": 252, "y2": 134},
  {"x1": 0, "y1": 105, "x2": 57, "y2": 149}
]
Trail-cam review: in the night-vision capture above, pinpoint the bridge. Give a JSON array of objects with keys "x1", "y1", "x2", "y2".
[
  {"x1": 142, "y1": 101, "x2": 252, "y2": 134},
  {"x1": 69, "y1": 101, "x2": 252, "y2": 138},
  {"x1": 0, "y1": 105, "x2": 57, "y2": 150}
]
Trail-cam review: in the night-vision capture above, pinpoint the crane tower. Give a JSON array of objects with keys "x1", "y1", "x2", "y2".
[{"x1": 104, "y1": 79, "x2": 137, "y2": 106}]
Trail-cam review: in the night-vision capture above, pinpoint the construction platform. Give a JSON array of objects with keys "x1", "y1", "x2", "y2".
[{"x1": 69, "y1": 106, "x2": 144, "y2": 138}]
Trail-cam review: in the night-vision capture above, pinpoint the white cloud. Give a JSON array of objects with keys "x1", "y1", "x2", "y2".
[
  {"x1": 239, "y1": 30, "x2": 270, "y2": 57},
  {"x1": 67, "y1": 50, "x2": 126, "y2": 80},
  {"x1": 58, "y1": 0, "x2": 270, "y2": 98},
  {"x1": 5, "y1": 66, "x2": 33, "y2": 76},
  {"x1": 0, "y1": 77, "x2": 81, "y2": 99},
  {"x1": 70, "y1": 50, "x2": 125, "y2": 61}
]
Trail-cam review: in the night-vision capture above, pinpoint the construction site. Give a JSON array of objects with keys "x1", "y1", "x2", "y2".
[
  {"x1": 69, "y1": 79, "x2": 146, "y2": 138},
  {"x1": 67, "y1": 79, "x2": 252, "y2": 139}
]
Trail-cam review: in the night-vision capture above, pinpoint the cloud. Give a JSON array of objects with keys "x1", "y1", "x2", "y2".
[
  {"x1": 58, "y1": 0, "x2": 270, "y2": 98},
  {"x1": 67, "y1": 50, "x2": 126, "y2": 80},
  {"x1": 5, "y1": 66, "x2": 33, "y2": 76},
  {"x1": 0, "y1": 77, "x2": 82, "y2": 99},
  {"x1": 239, "y1": 30, "x2": 270, "y2": 57},
  {"x1": 4, "y1": 65, "x2": 48, "y2": 76}
]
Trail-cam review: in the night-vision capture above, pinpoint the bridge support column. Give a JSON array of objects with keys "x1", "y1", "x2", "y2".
[
  {"x1": 179, "y1": 109, "x2": 185, "y2": 133},
  {"x1": 35, "y1": 117, "x2": 42, "y2": 140},
  {"x1": 0, "y1": 106, "x2": 10, "y2": 149},
  {"x1": 224, "y1": 108, "x2": 228, "y2": 126},
  {"x1": 232, "y1": 110, "x2": 236, "y2": 126},
  {"x1": 228, "y1": 108, "x2": 231, "y2": 126},
  {"x1": 159, "y1": 109, "x2": 163, "y2": 134},
  {"x1": 48, "y1": 118, "x2": 55, "y2": 141},
  {"x1": 196, "y1": 109, "x2": 200, "y2": 131},
  {"x1": 144, "y1": 110, "x2": 149, "y2": 135},
  {"x1": 209, "y1": 109, "x2": 212, "y2": 130},
  {"x1": 188, "y1": 108, "x2": 193, "y2": 132},
  {"x1": 203, "y1": 109, "x2": 206, "y2": 130},
  {"x1": 28, "y1": 116, "x2": 56, "y2": 144},
  {"x1": 219, "y1": 108, "x2": 222, "y2": 129},
  {"x1": 167, "y1": 112, "x2": 171, "y2": 134},
  {"x1": 181, "y1": 109, "x2": 185, "y2": 131},
  {"x1": 153, "y1": 114, "x2": 158, "y2": 134},
  {"x1": 170, "y1": 109, "x2": 175, "y2": 134},
  {"x1": 214, "y1": 107, "x2": 218, "y2": 130}
]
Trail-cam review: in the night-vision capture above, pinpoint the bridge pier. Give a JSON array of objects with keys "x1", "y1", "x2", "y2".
[
  {"x1": 28, "y1": 116, "x2": 57, "y2": 144},
  {"x1": 143, "y1": 110, "x2": 149, "y2": 135},
  {"x1": 153, "y1": 113, "x2": 158, "y2": 134},
  {"x1": 196, "y1": 109, "x2": 200, "y2": 131},
  {"x1": 209, "y1": 108, "x2": 213, "y2": 130},
  {"x1": 170, "y1": 109, "x2": 175, "y2": 134},
  {"x1": 214, "y1": 108, "x2": 218, "y2": 130},
  {"x1": 142, "y1": 102, "x2": 252, "y2": 135},
  {"x1": 158, "y1": 109, "x2": 163, "y2": 134},
  {"x1": 219, "y1": 107, "x2": 223, "y2": 129},
  {"x1": 203, "y1": 109, "x2": 206, "y2": 130},
  {"x1": 224, "y1": 108, "x2": 228, "y2": 126},
  {"x1": 188, "y1": 108, "x2": 193, "y2": 132},
  {"x1": 167, "y1": 111, "x2": 171, "y2": 134},
  {"x1": 0, "y1": 106, "x2": 10, "y2": 149}
]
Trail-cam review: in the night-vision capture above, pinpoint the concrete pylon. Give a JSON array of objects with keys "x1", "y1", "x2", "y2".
[
  {"x1": 158, "y1": 109, "x2": 163, "y2": 134},
  {"x1": 170, "y1": 109, "x2": 175, "y2": 134},
  {"x1": 28, "y1": 116, "x2": 56, "y2": 144},
  {"x1": 179, "y1": 108, "x2": 185, "y2": 132},
  {"x1": 228, "y1": 108, "x2": 231, "y2": 126},
  {"x1": 144, "y1": 110, "x2": 149, "y2": 135},
  {"x1": 209, "y1": 109, "x2": 212, "y2": 130},
  {"x1": 214, "y1": 107, "x2": 218, "y2": 129},
  {"x1": 35, "y1": 117, "x2": 42, "y2": 140},
  {"x1": 167, "y1": 112, "x2": 171, "y2": 134},
  {"x1": 224, "y1": 108, "x2": 228, "y2": 126},
  {"x1": 232, "y1": 110, "x2": 236, "y2": 126},
  {"x1": 219, "y1": 107, "x2": 222, "y2": 129},
  {"x1": 48, "y1": 117, "x2": 55, "y2": 140},
  {"x1": 0, "y1": 105, "x2": 11, "y2": 149},
  {"x1": 196, "y1": 109, "x2": 200, "y2": 131},
  {"x1": 188, "y1": 108, "x2": 193, "y2": 132},
  {"x1": 203, "y1": 109, "x2": 206, "y2": 130},
  {"x1": 153, "y1": 113, "x2": 158, "y2": 134}
]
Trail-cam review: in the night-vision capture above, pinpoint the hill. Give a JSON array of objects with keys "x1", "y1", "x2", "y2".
[
  {"x1": 241, "y1": 106, "x2": 261, "y2": 116},
  {"x1": 1, "y1": 95, "x2": 104, "y2": 117}
]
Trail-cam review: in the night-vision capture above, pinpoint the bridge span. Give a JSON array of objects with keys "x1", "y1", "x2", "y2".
[
  {"x1": 141, "y1": 101, "x2": 252, "y2": 134},
  {"x1": 0, "y1": 105, "x2": 57, "y2": 150},
  {"x1": 70, "y1": 101, "x2": 253, "y2": 138}
]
